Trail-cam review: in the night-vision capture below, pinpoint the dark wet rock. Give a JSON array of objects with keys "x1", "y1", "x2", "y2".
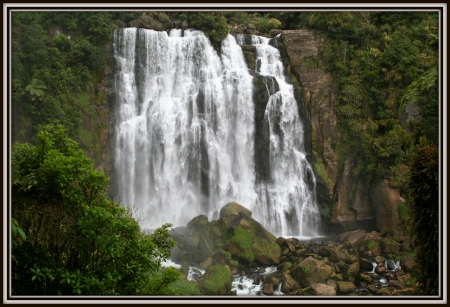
[
  {"x1": 276, "y1": 237, "x2": 286, "y2": 247},
  {"x1": 374, "y1": 256, "x2": 385, "y2": 264},
  {"x1": 367, "y1": 284, "x2": 379, "y2": 294},
  {"x1": 400, "y1": 254, "x2": 417, "y2": 273},
  {"x1": 262, "y1": 282, "x2": 274, "y2": 295},
  {"x1": 375, "y1": 264, "x2": 387, "y2": 274},
  {"x1": 389, "y1": 280, "x2": 405, "y2": 290},
  {"x1": 287, "y1": 242, "x2": 296, "y2": 253},
  {"x1": 360, "y1": 258, "x2": 375, "y2": 271},
  {"x1": 281, "y1": 273, "x2": 301, "y2": 293}
]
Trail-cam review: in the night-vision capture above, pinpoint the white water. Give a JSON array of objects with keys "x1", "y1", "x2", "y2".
[
  {"x1": 112, "y1": 28, "x2": 320, "y2": 237},
  {"x1": 245, "y1": 35, "x2": 321, "y2": 237}
]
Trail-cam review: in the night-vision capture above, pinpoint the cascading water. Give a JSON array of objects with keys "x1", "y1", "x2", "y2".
[
  {"x1": 244, "y1": 35, "x2": 321, "y2": 237},
  {"x1": 112, "y1": 28, "x2": 256, "y2": 229},
  {"x1": 112, "y1": 27, "x2": 321, "y2": 237}
]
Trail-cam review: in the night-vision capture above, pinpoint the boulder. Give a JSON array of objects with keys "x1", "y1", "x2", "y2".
[
  {"x1": 360, "y1": 273, "x2": 372, "y2": 283},
  {"x1": 197, "y1": 264, "x2": 232, "y2": 295},
  {"x1": 347, "y1": 261, "x2": 360, "y2": 279},
  {"x1": 187, "y1": 215, "x2": 209, "y2": 229},
  {"x1": 367, "y1": 284, "x2": 379, "y2": 294},
  {"x1": 374, "y1": 256, "x2": 385, "y2": 264},
  {"x1": 231, "y1": 214, "x2": 281, "y2": 265},
  {"x1": 346, "y1": 229, "x2": 367, "y2": 247},
  {"x1": 329, "y1": 246, "x2": 349, "y2": 263},
  {"x1": 310, "y1": 283, "x2": 336, "y2": 296},
  {"x1": 375, "y1": 264, "x2": 387, "y2": 274},
  {"x1": 262, "y1": 283, "x2": 274, "y2": 295},
  {"x1": 276, "y1": 237, "x2": 286, "y2": 247},
  {"x1": 281, "y1": 274, "x2": 301, "y2": 293},
  {"x1": 381, "y1": 237, "x2": 401, "y2": 253},
  {"x1": 290, "y1": 256, "x2": 334, "y2": 288},
  {"x1": 360, "y1": 258, "x2": 375, "y2": 271},
  {"x1": 212, "y1": 250, "x2": 231, "y2": 266},
  {"x1": 287, "y1": 242, "x2": 296, "y2": 253},
  {"x1": 326, "y1": 279, "x2": 338, "y2": 292},
  {"x1": 200, "y1": 257, "x2": 213, "y2": 269},
  {"x1": 336, "y1": 281, "x2": 356, "y2": 294},
  {"x1": 219, "y1": 202, "x2": 252, "y2": 219}
]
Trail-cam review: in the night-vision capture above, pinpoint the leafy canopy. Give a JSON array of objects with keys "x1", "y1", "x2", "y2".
[{"x1": 11, "y1": 124, "x2": 178, "y2": 295}]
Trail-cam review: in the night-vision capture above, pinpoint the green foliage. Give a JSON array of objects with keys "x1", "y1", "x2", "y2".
[
  {"x1": 229, "y1": 225, "x2": 255, "y2": 263},
  {"x1": 254, "y1": 17, "x2": 282, "y2": 34},
  {"x1": 22, "y1": 78, "x2": 47, "y2": 101},
  {"x1": 11, "y1": 125, "x2": 176, "y2": 295},
  {"x1": 187, "y1": 12, "x2": 229, "y2": 48},
  {"x1": 170, "y1": 279, "x2": 201, "y2": 296},
  {"x1": 366, "y1": 240, "x2": 377, "y2": 250},
  {"x1": 408, "y1": 145, "x2": 439, "y2": 295},
  {"x1": 400, "y1": 66, "x2": 438, "y2": 112}
]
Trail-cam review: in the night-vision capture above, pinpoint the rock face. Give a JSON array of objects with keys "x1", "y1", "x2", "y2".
[
  {"x1": 279, "y1": 29, "x2": 405, "y2": 234},
  {"x1": 282, "y1": 30, "x2": 339, "y2": 204},
  {"x1": 128, "y1": 13, "x2": 163, "y2": 31},
  {"x1": 370, "y1": 180, "x2": 404, "y2": 233}
]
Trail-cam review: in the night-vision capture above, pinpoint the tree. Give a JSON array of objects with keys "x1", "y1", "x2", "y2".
[
  {"x1": 408, "y1": 144, "x2": 439, "y2": 295},
  {"x1": 11, "y1": 124, "x2": 178, "y2": 295}
]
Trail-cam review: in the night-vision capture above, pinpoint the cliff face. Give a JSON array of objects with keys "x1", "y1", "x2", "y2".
[{"x1": 281, "y1": 29, "x2": 402, "y2": 234}]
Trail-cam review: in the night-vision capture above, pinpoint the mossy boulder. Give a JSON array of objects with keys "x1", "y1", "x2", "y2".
[
  {"x1": 197, "y1": 264, "x2": 232, "y2": 295},
  {"x1": 346, "y1": 261, "x2": 360, "y2": 279},
  {"x1": 219, "y1": 202, "x2": 252, "y2": 219},
  {"x1": 336, "y1": 281, "x2": 356, "y2": 294},
  {"x1": 228, "y1": 225, "x2": 256, "y2": 263},
  {"x1": 290, "y1": 256, "x2": 334, "y2": 288},
  {"x1": 227, "y1": 212, "x2": 281, "y2": 265}
]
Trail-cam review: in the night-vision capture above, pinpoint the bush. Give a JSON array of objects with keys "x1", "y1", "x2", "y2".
[
  {"x1": 408, "y1": 144, "x2": 439, "y2": 295},
  {"x1": 11, "y1": 125, "x2": 176, "y2": 295}
]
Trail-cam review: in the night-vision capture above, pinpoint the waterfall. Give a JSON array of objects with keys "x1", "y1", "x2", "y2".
[
  {"x1": 245, "y1": 35, "x2": 321, "y2": 237},
  {"x1": 112, "y1": 28, "x2": 320, "y2": 237}
]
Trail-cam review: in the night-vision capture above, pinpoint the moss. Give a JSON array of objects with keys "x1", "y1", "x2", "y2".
[
  {"x1": 171, "y1": 279, "x2": 201, "y2": 296},
  {"x1": 300, "y1": 264, "x2": 311, "y2": 276},
  {"x1": 229, "y1": 225, "x2": 255, "y2": 263},
  {"x1": 367, "y1": 240, "x2": 377, "y2": 250},
  {"x1": 199, "y1": 264, "x2": 232, "y2": 295},
  {"x1": 314, "y1": 159, "x2": 334, "y2": 191}
]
